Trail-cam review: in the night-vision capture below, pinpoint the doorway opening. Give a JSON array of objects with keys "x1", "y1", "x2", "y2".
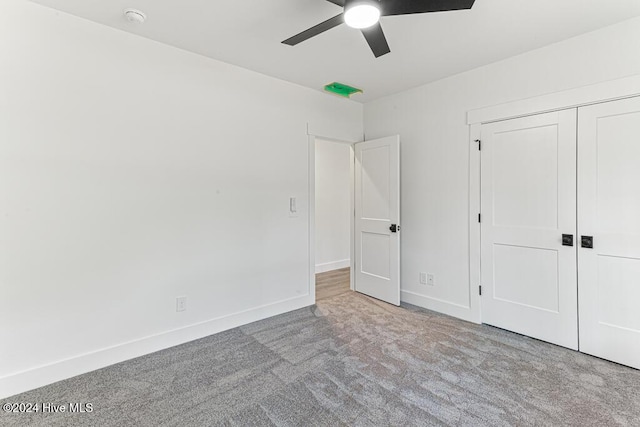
[
  {"x1": 314, "y1": 137, "x2": 354, "y2": 302},
  {"x1": 309, "y1": 134, "x2": 401, "y2": 306}
]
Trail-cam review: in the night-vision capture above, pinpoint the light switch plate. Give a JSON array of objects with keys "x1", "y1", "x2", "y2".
[{"x1": 289, "y1": 197, "x2": 299, "y2": 218}]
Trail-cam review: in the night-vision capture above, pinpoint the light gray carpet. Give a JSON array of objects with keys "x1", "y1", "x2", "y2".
[{"x1": 2, "y1": 271, "x2": 640, "y2": 426}]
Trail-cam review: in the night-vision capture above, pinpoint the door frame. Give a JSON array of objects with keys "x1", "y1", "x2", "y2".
[
  {"x1": 468, "y1": 74, "x2": 640, "y2": 324},
  {"x1": 308, "y1": 134, "x2": 359, "y2": 303}
]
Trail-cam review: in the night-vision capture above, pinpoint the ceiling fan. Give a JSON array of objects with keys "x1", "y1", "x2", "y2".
[{"x1": 282, "y1": 0, "x2": 476, "y2": 58}]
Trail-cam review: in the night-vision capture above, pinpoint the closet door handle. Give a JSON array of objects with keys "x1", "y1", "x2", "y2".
[
  {"x1": 581, "y1": 236, "x2": 594, "y2": 249},
  {"x1": 562, "y1": 234, "x2": 574, "y2": 247}
]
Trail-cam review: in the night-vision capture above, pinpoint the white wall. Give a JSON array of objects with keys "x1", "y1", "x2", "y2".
[
  {"x1": 315, "y1": 139, "x2": 351, "y2": 273},
  {"x1": 0, "y1": 0, "x2": 362, "y2": 398},
  {"x1": 364, "y1": 16, "x2": 640, "y2": 322}
]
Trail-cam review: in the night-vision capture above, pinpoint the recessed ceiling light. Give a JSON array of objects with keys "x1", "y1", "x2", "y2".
[
  {"x1": 344, "y1": 0, "x2": 381, "y2": 29},
  {"x1": 124, "y1": 9, "x2": 146, "y2": 24}
]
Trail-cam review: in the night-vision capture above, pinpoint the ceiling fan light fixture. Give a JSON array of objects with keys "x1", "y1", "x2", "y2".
[{"x1": 344, "y1": 0, "x2": 381, "y2": 29}]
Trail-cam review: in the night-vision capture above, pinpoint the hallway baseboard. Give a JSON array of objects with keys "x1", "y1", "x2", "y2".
[{"x1": 315, "y1": 259, "x2": 350, "y2": 274}]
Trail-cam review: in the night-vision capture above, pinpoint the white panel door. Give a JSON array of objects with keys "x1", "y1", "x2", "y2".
[
  {"x1": 481, "y1": 110, "x2": 578, "y2": 349},
  {"x1": 578, "y1": 97, "x2": 640, "y2": 369},
  {"x1": 354, "y1": 135, "x2": 400, "y2": 306}
]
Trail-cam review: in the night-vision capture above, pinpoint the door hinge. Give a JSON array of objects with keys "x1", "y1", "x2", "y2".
[
  {"x1": 479, "y1": 285, "x2": 482, "y2": 296},
  {"x1": 476, "y1": 139, "x2": 481, "y2": 150},
  {"x1": 478, "y1": 213, "x2": 481, "y2": 223}
]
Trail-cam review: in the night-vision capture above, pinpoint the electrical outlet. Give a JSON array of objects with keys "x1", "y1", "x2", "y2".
[
  {"x1": 420, "y1": 272, "x2": 427, "y2": 285},
  {"x1": 176, "y1": 297, "x2": 187, "y2": 312},
  {"x1": 427, "y1": 274, "x2": 435, "y2": 286}
]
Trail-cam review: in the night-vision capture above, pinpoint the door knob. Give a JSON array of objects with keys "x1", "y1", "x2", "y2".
[
  {"x1": 581, "y1": 236, "x2": 594, "y2": 249},
  {"x1": 389, "y1": 224, "x2": 400, "y2": 233},
  {"x1": 562, "y1": 234, "x2": 574, "y2": 247}
]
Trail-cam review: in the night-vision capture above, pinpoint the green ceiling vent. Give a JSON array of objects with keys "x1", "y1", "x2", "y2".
[{"x1": 324, "y1": 82, "x2": 362, "y2": 98}]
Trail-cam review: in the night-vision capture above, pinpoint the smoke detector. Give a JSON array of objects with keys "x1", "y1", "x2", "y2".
[{"x1": 124, "y1": 9, "x2": 146, "y2": 24}]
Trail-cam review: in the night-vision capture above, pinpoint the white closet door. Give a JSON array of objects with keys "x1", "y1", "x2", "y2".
[
  {"x1": 481, "y1": 110, "x2": 578, "y2": 349},
  {"x1": 354, "y1": 135, "x2": 400, "y2": 306},
  {"x1": 578, "y1": 96, "x2": 640, "y2": 369}
]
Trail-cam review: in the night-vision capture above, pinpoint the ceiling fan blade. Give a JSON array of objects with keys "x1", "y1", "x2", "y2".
[
  {"x1": 325, "y1": 0, "x2": 345, "y2": 6},
  {"x1": 381, "y1": 0, "x2": 475, "y2": 16},
  {"x1": 361, "y1": 23, "x2": 391, "y2": 58},
  {"x1": 282, "y1": 14, "x2": 344, "y2": 46}
]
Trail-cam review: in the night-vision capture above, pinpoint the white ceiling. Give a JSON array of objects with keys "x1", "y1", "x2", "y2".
[{"x1": 27, "y1": 0, "x2": 640, "y2": 103}]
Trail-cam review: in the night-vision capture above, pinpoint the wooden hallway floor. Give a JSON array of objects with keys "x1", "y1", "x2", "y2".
[{"x1": 316, "y1": 267, "x2": 350, "y2": 301}]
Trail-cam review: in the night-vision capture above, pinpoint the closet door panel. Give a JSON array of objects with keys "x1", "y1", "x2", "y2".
[
  {"x1": 481, "y1": 109, "x2": 578, "y2": 349},
  {"x1": 578, "y1": 96, "x2": 640, "y2": 369}
]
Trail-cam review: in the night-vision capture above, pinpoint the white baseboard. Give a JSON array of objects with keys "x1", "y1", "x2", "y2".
[
  {"x1": 0, "y1": 294, "x2": 313, "y2": 400},
  {"x1": 401, "y1": 290, "x2": 480, "y2": 324},
  {"x1": 315, "y1": 259, "x2": 350, "y2": 274}
]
